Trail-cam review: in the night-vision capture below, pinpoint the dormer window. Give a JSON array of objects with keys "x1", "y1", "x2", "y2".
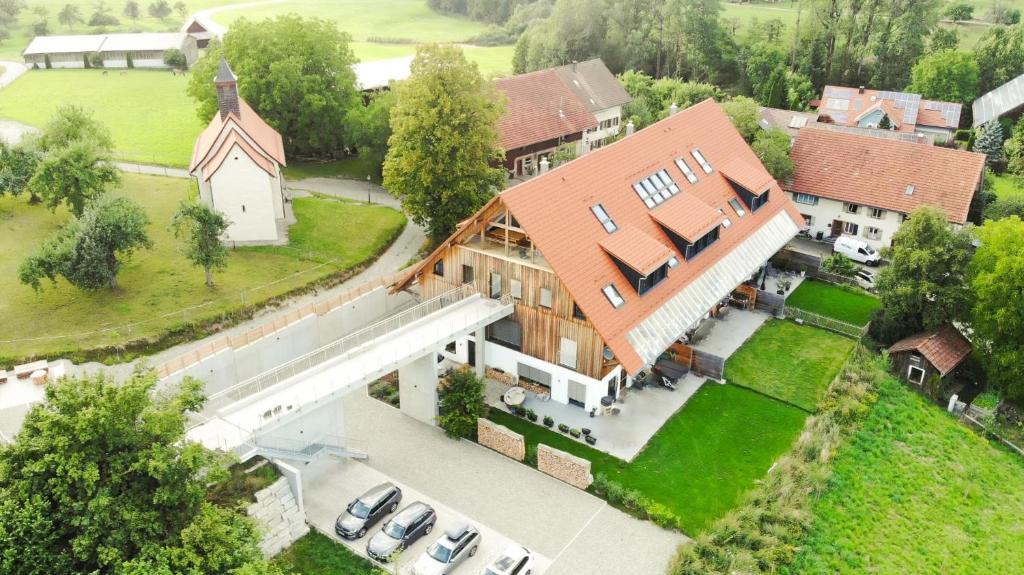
[
  {"x1": 691, "y1": 148, "x2": 712, "y2": 174},
  {"x1": 675, "y1": 158, "x2": 698, "y2": 184},
  {"x1": 591, "y1": 203, "x2": 617, "y2": 233},
  {"x1": 602, "y1": 284, "x2": 625, "y2": 308}
]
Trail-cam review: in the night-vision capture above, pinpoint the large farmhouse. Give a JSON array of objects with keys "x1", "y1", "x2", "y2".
[
  {"x1": 22, "y1": 33, "x2": 198, "y2": 69},
  {"x1": 189, "y1": 59, "x2": 289, "y2": 245},
  {"x1": 786, "y1": 126, "x2": 985, "y2": 249},
  {"x1": 816, "y1": 85, "x2": 962, "y2": 143},
  {"x1": 395, "y1": 99, "x2": 803, "y2": 412}
]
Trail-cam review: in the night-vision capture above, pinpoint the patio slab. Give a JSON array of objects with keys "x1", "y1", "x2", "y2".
[
  {"x1": 486, "y1": 375, "x2": 704, "y2": 461},
  {"x1": 690, "y1": 308, "x2": 772, "y2": 360}
]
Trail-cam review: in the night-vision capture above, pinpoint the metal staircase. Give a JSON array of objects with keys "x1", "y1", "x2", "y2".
[{"x1": 251, "y1": 434, "x2": 368, "y2": 463}]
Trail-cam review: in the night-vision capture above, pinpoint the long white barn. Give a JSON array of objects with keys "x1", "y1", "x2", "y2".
[{"x1": 23, "y1": 33, "x2": 198, "y2": 69}]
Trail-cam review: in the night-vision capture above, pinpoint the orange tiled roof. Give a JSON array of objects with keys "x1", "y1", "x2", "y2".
[
  {"x1": 497, "y1": 99, "x2": 803, "y2": 373},
  {"x1": 190, "y1": 99, "x2": 286, "y2": 175},
  {"x1": 889, "y1": 325, "x2": 972, "y2": 376},
  {"x1": 649, "y1": 193, "x2": 724, "y2": 241},
  {"x1": 818, "y1": 85, "x2": 962, "y2": 130},
  {"x1": 719, "y1": 157, "x2": 773, "y2": 196},
  {"x1": 199, "y1": 130, "x2": 277, "y2": 181},
  {"x1": 495, "y1": 68, "x2": 597, "y2": 151},
  {"x1": 599, "y1": 226, "x2": 675, "y2": 276},
  {"x1": 788, "y1": 127, "x2": 984, "y2": 224}
]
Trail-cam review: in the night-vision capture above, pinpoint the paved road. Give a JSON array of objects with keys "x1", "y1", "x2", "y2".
[
  {"x1": 0, "y1": 61, "x2": 27, "y2": 89},
  {"x1": 191, "y1": 0, "x2": 287, "y2": 37},
  {"x1": 114, "y1": 162, "x2": 191, "y2": 178}
]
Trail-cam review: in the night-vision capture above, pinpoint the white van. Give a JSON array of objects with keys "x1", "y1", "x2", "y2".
[{"x1": 833, "y1": 235, "x2": 881, "y2": 265}]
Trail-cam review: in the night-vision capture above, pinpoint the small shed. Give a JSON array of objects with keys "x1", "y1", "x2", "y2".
[{"x1": 888, "y1": 325, "x2": 972, "y2": 386}]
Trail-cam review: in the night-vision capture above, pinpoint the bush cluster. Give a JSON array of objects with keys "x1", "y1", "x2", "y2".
[
  {"x1": 669, "y1": 347, "x2": 885, "y2": 574},
  {"x1": 591, "y1": 474, "x2": 684, "y2": 532}
]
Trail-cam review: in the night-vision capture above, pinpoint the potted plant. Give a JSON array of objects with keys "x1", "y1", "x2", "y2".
[
  {"x1": 582, "y1": 428, "x2": 591, "y2": 436},
  {"x1": 569, "y1": 428, "x2": 581, "y2": 438},
  {"x1": 558, "y1": 423, "x2": 570, "y2": 434},
  {"x1": 543, "y1": 415, "x2": 554, "y2": 428},
  {"x1": 526, "y1": 409, "x2": 538, "y2": 422},
  {"x1": 780, "y1": 279, "x2": 793, "y2": 293},
  {"x1": 585, "y1": 435, "x2": 597, "y2": 446}
]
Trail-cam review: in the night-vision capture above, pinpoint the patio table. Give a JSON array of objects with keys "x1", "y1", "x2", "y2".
[{"x1": 503, "y1": 386, "x2": 527, "y2": 407}]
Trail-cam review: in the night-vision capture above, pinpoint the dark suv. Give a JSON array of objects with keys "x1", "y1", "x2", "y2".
[
  {"x1": 335, "y1": 482, "x2": 403, "y2": 539},
  {"x1": 366, "y1": 501, "x2": 437, "y2": 562}
]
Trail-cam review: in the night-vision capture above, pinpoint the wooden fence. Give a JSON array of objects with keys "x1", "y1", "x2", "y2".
[
  {"x1": 783, "y1": 306, "x2": 868, "y2": 339},
  {"x1": 691, "y1": 349, "x2": 726, "y2": 380}
]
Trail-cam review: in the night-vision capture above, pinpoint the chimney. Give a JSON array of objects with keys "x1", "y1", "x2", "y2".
[
  {"x1": 669, "y1": 102, "x2": 679, "y2": 116},
  {"x1": 625, "y1": 120, "x2": 635, "y2": 136},
  {"x1": 539, "y1": 157, "x2": 550, "y2": 173},
  {"x1": 214, "y1": 57, "x2": 240, "y2": 120},
  {"x1": 917, "y1": 133, "x2": 924, "y2": 144},
  {"x1": 858, "y1": 85, "x2": 865, "y2": 94}
]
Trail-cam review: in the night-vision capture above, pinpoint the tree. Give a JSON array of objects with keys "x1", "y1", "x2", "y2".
[
  {"x1": 163, "y1": 47, "x2": 186, "y2": 69},
  {"x1": 944, "y1": 2, "x2": 974, "y2": 22},
  {"x1": 383, "y1": 44, "x2": 505, "y2": 242},
  {"x1": 1004, "y1": 116, "x2": 1024, "y2": 175},
  {"x1": 907, "y1": 49, "x2": 979, "y2": 105},
  {"x1": 31, "y1": 4, "x2": 49, "y2": 34},
  {"x1": 721, "y1": 96, "x2": 760, "y2": 143},
  {"x1": 0, "y1": 141, "x2": 40, "y2": 199},
  {"x1": 786, "y1": 71, "x2": 816, "y2": 111},
  {"x1": 0, "y1": 0, "x2": 23, "y2": 25},
  {"x1": 57, "y1": 3, "x2": 82, "y2": 30},
  {"x1": 171, "y1": 201, "x2": 230, "y2": 287},
  {"x1": 751, "y1": 128, "x2": 794, "y2": 180},
  {"x1": 437, "y1": 367, "x2": 488, "y2": 439},
  {"x1": 970, "y1": 216, "x2": 1024, "y2": 399},
  {"x1": 0, "y1": 371, "x2": 278, "y2": 574},
  {"x1": 123, "y1": 0, "x2": 139, "y2": 23},
  {"x1": 974, "y1": 23, "x2": 1024, "y2": 93},
  {"x1": 928, "y1": 27, "x2": 960, "y2": 53},
  {"x1": 148, "y1": 0, "x2": 171, "y2": 19},
  {"x1": 985, "y1": 194, "x2": 1024, "y2": 220},
  {"x1": 347, "y1": 88, "x2": 396, "y2": 176},
  {"x1": 871, "y1": 206, "x2": 975, "y2": 343},
  {"x1": 173, "y1": 0, "x2": 186, "y2": 18},
  {"x1": 743, "y1": 42, "x2": 787, "y2": 105},
  {"x1": 877, "y1": 114, "x2": 892, "y2": 130},
  {"x1": 20, "y1": 194, "x2": 152, "y2": 291},
  {"x1": 820, "y1": 253, "x2": 858, "y2": 277},
  {"x1": 36, "y1": 104, "x2": 115, "y2": 153},
  {"x1": 28, "y1": 140, "x2": 120, "y2": 216},
  {"x1": 187, "y1": 16, "x2": 360, "y2": 158},
  {"x1": 974, "y1": 120, "x2": 1006, "y2": 168},
  {"x1": 761, "y1": 66, "x2": 788, "y2": 109},
  {"x1": 88, "y1": 0, "x2": 118, "y2": 26}
]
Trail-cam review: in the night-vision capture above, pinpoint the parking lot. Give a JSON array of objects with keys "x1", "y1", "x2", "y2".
[{"x1": 297, "y1": 390, "x2": 686, "y2": 575}]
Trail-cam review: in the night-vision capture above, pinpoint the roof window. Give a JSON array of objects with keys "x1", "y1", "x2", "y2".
[
  {"x1": 674, "y1": 158, "x2": 698, "y2": 184},
  {"x1": 690, "y1": 148, "x2": 712, "y2": 174},
  {"x1": 591, "y1": 203, "x2": 617, "y2": 233},
  {"x1": 633, "y1": 170, "x2": 681, "y2": 208},
  {"x1": 728, "y1": 198, "x2": 746, "y2": 217},
  {"x1": 602, "y1": 284, "x2": 625, "y2": 309}
]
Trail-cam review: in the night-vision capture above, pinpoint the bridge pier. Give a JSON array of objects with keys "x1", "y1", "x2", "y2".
[{"x1": 399, "y1": 351, "x2": 440, "y2": 425}]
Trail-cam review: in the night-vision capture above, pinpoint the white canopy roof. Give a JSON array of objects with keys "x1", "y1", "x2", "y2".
[
  {"x1": 352, "y1": 56, "x2": 413, "y2": 91},
  {"x1": 23, "y1": 33, "x2": 187, "y2": 56}
]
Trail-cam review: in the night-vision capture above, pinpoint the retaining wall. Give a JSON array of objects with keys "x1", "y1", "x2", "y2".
[
  {"x1": 478, "y1": 418, "x2": 525, "y2": 461},
  {"x1": 538, "y1": 443, "x2": 593, "y2": 489},
  {"x1": 247, "y1": 477, "x2": 309, "y2": 558}
]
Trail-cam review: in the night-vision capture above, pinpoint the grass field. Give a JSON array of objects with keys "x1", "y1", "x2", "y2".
[
  {"x1": 0, "y1": 173, "x2": 405, "y2": 361},
  {"x1": 271, "y1": 531, "x2": 384, "y2": 575},
  {"x1": 724, "y1": 319, "x2": 857, "y2": 411},
  {"x1": 991, "y1": 173, "x2": 1024, "y2": 199},
  {"x1": 490, "y1": 382, "x2": 807, "y2": 534},
  {"x1": 786, "y1": 279, "x2": 880, "y2": 326},
  {"x1": 784, "y1": 376, "x2": 1024, "y2": 574},
  {"x1": 0, "y1": 69, "x2": 203, "y2": 167}
]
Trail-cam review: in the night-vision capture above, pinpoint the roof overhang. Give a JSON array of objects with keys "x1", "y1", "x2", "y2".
[
  {"x1": 649, "y1": 194, "x2": 724, "y2": 242},
  {"x1": 598, "y1": 226, "x2": 675, "y2": 276}
]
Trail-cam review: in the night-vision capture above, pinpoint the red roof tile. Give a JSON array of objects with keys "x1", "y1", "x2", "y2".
[
  {"x1": 719, "y1": 157, "x2": 773, "y2": 196},
  {"x1": 200, "y1": 130, "x2": 277, "y2": 181},
  {"x1": 788, "y1": 127, "x2": 984, "y2": 224},
  {"x1": 190, "y1": 99, "x2": 285, "y2": 174},
  {"x1": 649, "y1": 193, "x2": 723, "y2": 241},
  {"x1": 495, "y1": 69, "x2": 597, "y2": 151},
  {"x1": 818, "y1": 85, "x2": 962, "y2": 130},
  {"x1": 599, "y1": 226, "x2": 676, "y2": 276},
  {"x1": 889, "y1": 325, "x2": 972, "y2": 376}
]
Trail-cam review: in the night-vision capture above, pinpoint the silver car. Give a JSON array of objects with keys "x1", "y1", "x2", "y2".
[
  {"x1": 481, "y1": 544, "x2": 534, "y2": 575},
  {"x1": 366, "y1": 501, "x2": 437, "y2": 563},
  {"x1": 412, "y1": 523, "x2": 481, "y2": 575}
]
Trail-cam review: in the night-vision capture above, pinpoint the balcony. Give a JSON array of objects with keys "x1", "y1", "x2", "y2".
[{"x1": 462, "y1": 233, "x2": 552, "y2": 271}]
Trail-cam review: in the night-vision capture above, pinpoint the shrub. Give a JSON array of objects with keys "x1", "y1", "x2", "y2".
[
  {"x1": 569, "y1": 428, "x2": 581, "y2": 438},
  {"x1": 821, "y1": 253, "x2": 858, "y2": 278},
  {"x1": 88, "y1": 12, "x2": 119, "y2": 26},
  {"x1": 955, "y1": 128, "x2": 972, "y2": 142},
  {"x1": 437, "y1": 368, "x2": 487, "y2": 440},
  {"x1": 524, "y1": 444, "x2": 538, "y2": 467},
  {"x1": 542, "y1": 415, "x2": 554, "y2": 427},
  {"x1": 526, "y1": 409, "x2": 538, "y2": 422},
  {"x1": 510, "y1": 404, "x2": 526, "y2": 417},
  {"x1": 164, "y1": 48, "x2": 186, "y2": 70},
  {"x1": 89, "y1": 52, "x2": 104, "y2": 68},
  {"x1": 558, "y1": 423, "x2": 570, "y2": 433},
  {"x1": 585, "y1": 435, "x2": 597, "y2": 445},
  {"x1": 973, "y1": 390, "x2": 1001, "y2": 410},
  {"x1": 467, "y1": 26, "x2": 518, "y2": 46},
  {"x1": 592, "y1": 474, "x2": 684, "y2": 531}
]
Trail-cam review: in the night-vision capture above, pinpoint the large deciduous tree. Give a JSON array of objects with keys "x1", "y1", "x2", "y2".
[
  {"x1": 751, "y1": 128, "x2": 795, "y2": 180},
  {"x1": 0, "y1": 141, "x2": 40, "y2": 199},
  {"x1": 970, "y1": 216, "x2": 1024, "y2": 399},
  {"x1": 187, "y1": 16, "x2": 360, "y2": 158},
  {"x1": 348, "y1": 88, "x2": 396, "y2": 176},
  {"x1": 907, "y1": 49, "x2": 979, "y2": 105},
  {"x1": 28, "y1": 139, "x2": 120, "y2": 216},
  {"x1": 57, "y1": 3, "x2": 82, "y2": 30},
  {"x1": 974, "y1": 22, "x2": 1024, "y2": 93},
  {"x1": 870, "y1": 206, "x2": 975, "y2": 343},
  {"x1": 171, "y1": 201, "x2": 231, "y2": 288},
  {"x1": 383, "y1": 44, "x2": 505, "y2": 242},
  {"x1": 20, "y1": 194, "x2": 152, "y2": 291},
  {"x1": 36, "y1": 104, "x2": 115, "y2": 153},
  {"x1": 0, "y1": 371, "x2": 278, "y2": 574}
]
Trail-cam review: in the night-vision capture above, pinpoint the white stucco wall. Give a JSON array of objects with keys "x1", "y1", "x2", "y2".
[
  {"x1": 207, "y1": 143, "x2": 280, "y2": 243},
  {"x1": 583, "y1": 106, "x2": 623, "y2": 152},
  {"x1": 482, "y1": 340, "x2": 605, "y2": 412},
  {"x1": 788, "y1": 192, "x2": 905, "y2": 250}
]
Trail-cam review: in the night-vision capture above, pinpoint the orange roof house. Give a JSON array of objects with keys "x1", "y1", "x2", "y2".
[
  {"x1": 817, "y1": 85, "x2": 962, "y2": 142},
  {"x1": 888, "y1": 325, "x2": 972, "y2": 385},
  {"x1": 397, "y1": 99, "x2": 802, "y2": 387}
]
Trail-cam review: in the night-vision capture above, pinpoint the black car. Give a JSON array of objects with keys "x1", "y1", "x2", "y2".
[
  {"x1": 335, "y1": 482, "x2": 403, "y2": 539},
  {"x1": 366, "y1": 501, "x2": 437, "y2": 562}
]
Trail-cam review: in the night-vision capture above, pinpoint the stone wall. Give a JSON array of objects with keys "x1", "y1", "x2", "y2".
[
  {"x1": 538, "y1": 443, "x2": 593, "y2": 490},
  {"x1": 247, "y1": 477, "x2": 309, "y2": 558},
  {"x1": 478, "y1": 418, "x2": 525, "y2": 461}
]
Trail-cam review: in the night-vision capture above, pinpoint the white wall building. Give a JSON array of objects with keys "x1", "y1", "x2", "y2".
[
  {"x1": 23, "y1": 33, "x2": 198, "y2": 69},
  {"x1": 189, "y1": 59, "x2": 290, "y2": 245}
]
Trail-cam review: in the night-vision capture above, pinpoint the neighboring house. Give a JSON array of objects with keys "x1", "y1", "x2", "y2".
[
  {"x1": 189, "y1": 59, "x2": 289, "y2": 245},
  {"x1": 22, "y1": 33, "x2": 198, "y2": 69},
  {"x1": 394, "y1": 99, "x2": 803, "y2": 412},
  {"x1": 888, "y1": 325, "x2": 972, "y2": 387},
  {"x1": 496, "y1": 59, "x2": 631, "y2": 177},
  {"x1": 786, "y1": 126, "x2": 985, "y2": 249},
  {"x1": 181, "y1": 16, "x2": 214, "y2": 49},
  {"x1": 759, "y1": 106, "x2": 935, "y2": 144},
  {"x1": 816, "y1": 85, "x2": 962, "y2": 143},
  {"x1": 352, "y1": 56, "x2": 414, "y2": 91},
  {"x1": 972, "y1": 72, "x2": 1024, "y2": 128}
]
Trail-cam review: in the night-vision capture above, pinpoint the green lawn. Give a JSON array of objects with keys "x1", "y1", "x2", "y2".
[
  {"x1": 990, "y1": 173, "x2": 1024, "y2": 199},
  {"x1": 284, "y1": 155, "x2": 381, "y2": 182},
  {"x1": 724, "y1": 319, "x2": 857, "y2": 411},
  {"x1": 272, "y1": 531, "x2": 384, "y2": 575},
  {"x1": 786, "y1": 279, "x2": 880, "y2": 326},
  {"x1": 0, "y1": 69, "x2": 203, "y2": 167},
  {"x1": 784, "y1": 377, "x2": 1024, "y2": 574},
  {"x1": 0, "y1": 173, "x2": 405, "y2": 361},
  {"x1": 490, "y1": 382, "x2": 808, "y2": 534}
]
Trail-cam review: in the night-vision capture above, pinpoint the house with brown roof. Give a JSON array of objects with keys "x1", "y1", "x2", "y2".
[
  {"x1": 888, "y1": 325, "x2": 972, "y2": 387},
  {"x1": 394, "y1": 99, "x2": 803, "y2": 412},
  {"x1": 189, "y1": 59, "x2": 289, "y2": 245},
  {"x1": 816, "y1": 85, "x2": 962, "y2": 143},
  {"x1": 496, "y1": 59, "x2": 632, "y2": 177},
  {"x1": 786, "y1": 126, "x2": 985, "y2": 249}
]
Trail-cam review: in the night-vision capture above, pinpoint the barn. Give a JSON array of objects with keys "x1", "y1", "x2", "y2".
[{"x1": 23, "y1": 33, "x2": 198, "y2": 69}]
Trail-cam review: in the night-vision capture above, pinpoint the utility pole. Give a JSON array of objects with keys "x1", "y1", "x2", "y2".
[{"x1": 367, "y1": 174, "x2": 372, "y2": 205}]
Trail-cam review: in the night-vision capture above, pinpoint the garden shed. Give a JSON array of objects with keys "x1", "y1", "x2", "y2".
[{"x1": 888, "y1": 325, "x2": 971, "y2": 387}]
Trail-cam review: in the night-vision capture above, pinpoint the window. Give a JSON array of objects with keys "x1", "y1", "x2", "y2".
[
  {"x1": 686, "y1": 226, "x2": 720, "y2": 260},
  {"x1": 539, "y1": 287, "x2": 552, "y2": 309},
  {"x1": 667, "y1": 255, "x2": 679, "y2": 268},
  {"x1": 843, "y1": 221, "x2": 859, "y2": 235},
  {"x1": 432, "y1": 260, "x2": 444, "y2": 276},
  {"x1": 844, "y1": 202, "x2": 860, "y2": 214},
  {"x1": 691, "y1": 148, "x2": 713, "y2": 174},
  {"x1": 674, "y1": 158, "x2": 699, "y2": 184},
  {"x1": 602, "y1": 284, "x2": 625, "y2": 308},
  {"x1": 559, "y1": 337, "x2": 578, "y2": 369},
  {"x1": 489, "y1": 273, "x2": 501, "y2": 299},
  {"x1": 794, "y1": 193, "x2": 818, "y2": 205},
  {"x1": 908, "y1": 365, "x2": 925, "y2": 385},
  {"x1": 591, "y1": 203, "x2": 618, "y2": 233},
  {"x1": 728, "y1": 198, "x2": 746, "y2": 217},
  {"x1": 869, "y1": 207, "x2": 886, "y2": 219},
  {"x1": 637, "y1": 262, "x2": 669, "y2": 295},
  {"x1": 721, "y1": 217, "x2": 732, "y2": 229},
  {"x1": 510, "y1": 279, "x2": 522, "y2": 299},
  {"x1": 572, "y1": 303, "x2": 586, "y2": 319},
  {"x1": 633, "y1": 170, "x2": 681, "y2": 208},
  {"x1": 864, "y1": 226, "x2": 882, "y2": 241},
  {"x1": 462, "y1": 265, "x2": 474, "y2": 284}
]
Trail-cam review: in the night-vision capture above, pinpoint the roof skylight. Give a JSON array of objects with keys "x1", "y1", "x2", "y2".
[
  {"x1": 602, "y1": 284, "x2": 625, "y2": 309},
  {"x1": 691, "y1": 148, "x2": 712, "y2": 174},
  {"x1": 674, "y1": 158, "x2": 698, "y2": 184},
  {"x1": 728, "y1": 198, "x2": 746, "y2": 217},
  {"x1": 633, "y1": 170, "x2": 681, "y2": 208},
  {"x1": 591, "y1": 203, "x2": 618, "y2": 233}
]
